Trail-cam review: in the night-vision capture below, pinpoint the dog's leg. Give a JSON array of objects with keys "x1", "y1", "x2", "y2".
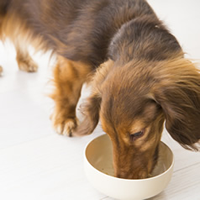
[
  {"x1": 0, "y1": 65, "x2": 2, "y2": 75},
  {"x1": 51, "y1": 56, "x2": 92, "y2": 136},
  {"x1": 15, "y1": 44, "x2": 38, "y2": 72}
]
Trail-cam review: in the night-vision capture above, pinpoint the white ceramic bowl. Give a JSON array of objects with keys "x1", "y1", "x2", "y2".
[{"x1": 84, "y1": 134, "x2": 174, "y2": 200}]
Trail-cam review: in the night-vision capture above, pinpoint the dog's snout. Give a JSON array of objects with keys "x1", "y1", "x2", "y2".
[{"x1": 115, "y1": 168, "x2": 148, "y2": 179}]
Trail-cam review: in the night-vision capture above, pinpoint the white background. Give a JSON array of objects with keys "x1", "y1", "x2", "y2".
[{"x1": 0, "y1": 0, "x2": 200, "y2": 199}]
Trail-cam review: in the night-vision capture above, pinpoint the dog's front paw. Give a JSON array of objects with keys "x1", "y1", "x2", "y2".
[
  {"x1": 0, "y1": 66, "x2": 3, "y2": 76},
  {"x1": 51, "y1": 114, "x2": 79, "y2": 137}
]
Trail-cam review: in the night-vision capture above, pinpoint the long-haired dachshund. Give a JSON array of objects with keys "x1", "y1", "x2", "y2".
[{"x1": 1, "y1": 0, "x2": 200, "y2": 179}]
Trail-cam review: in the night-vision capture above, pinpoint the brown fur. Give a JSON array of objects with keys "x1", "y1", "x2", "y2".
[
  {"x1": 0, "y1": 0, "x2": 199, "y2": 179},
  {"x1": 81, "y1": 57, "x2": 200, "y2": 178}
]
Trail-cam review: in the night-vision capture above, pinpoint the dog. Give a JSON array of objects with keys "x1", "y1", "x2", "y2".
[{"x1": 0, "y1": 0, "x2": 200, "y2": 179}]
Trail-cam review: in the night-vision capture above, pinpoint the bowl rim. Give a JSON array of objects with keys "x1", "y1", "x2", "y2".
[{"x1": 84, "y1": 134, "x2": 174, "y2": 182}]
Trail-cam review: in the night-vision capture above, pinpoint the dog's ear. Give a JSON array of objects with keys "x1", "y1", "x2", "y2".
[
  {"x1": 153, "y1": 59, "x2": 200, "y2": 151},
  {"x1": 74, "y1": 59, "x2": 114, "y2": 136}
]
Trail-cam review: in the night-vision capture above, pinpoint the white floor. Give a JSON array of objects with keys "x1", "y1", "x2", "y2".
[{"x1": 0, "y1": 0, "x2": 200, "y2": 200}]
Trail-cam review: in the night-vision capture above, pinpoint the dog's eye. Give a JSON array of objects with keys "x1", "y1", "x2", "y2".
[{"x1": 130, "y1": 130, "x2": 144, "y2": 141}]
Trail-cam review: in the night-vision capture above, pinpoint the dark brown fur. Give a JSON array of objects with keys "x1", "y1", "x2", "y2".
[{"x1": 0, "y1": 0, "x2": 199, "y2": 179}]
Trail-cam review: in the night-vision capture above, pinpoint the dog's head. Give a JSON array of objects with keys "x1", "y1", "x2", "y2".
[{"x1": 75, "y1": 58, "x2": 200, "y2": 179}]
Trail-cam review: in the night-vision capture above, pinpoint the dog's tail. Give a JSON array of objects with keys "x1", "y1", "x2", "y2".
[
  {"x1": 0, "y1": 0, "x2": 11, "y2": 30},
  {"x1": 0, "y1": 0, "x2": 11, "y2": 17},
  {"x1": 0, "y1": 0, "x2": 11, "y2": 74},
  {"x1": 0, "y1": 0, "x2": 10, "y2": 16},
  {"x1": 0, "y1": 0, "x2": 11, "y2": 39}
]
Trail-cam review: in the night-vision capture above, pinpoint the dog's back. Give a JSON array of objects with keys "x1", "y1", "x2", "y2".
[{"x1": 0, "y1": 0, "x2": 159, "y2": 67}]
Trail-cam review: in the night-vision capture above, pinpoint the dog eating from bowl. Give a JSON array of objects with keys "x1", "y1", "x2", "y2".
[{"x1": 0, "y1": 0, "x2": 199, "y2": 179}]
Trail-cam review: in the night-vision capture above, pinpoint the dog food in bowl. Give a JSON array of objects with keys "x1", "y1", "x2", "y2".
[{"x1": 84, "y1": 134, "x2": 174, "y2": 200}]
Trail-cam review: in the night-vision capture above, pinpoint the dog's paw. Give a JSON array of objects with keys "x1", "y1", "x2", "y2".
[
  {"x1": 17, "y1": 57, "x2": 38, "y2": 72},
  {"x1": 51, "y1": 114, "x2": 79, "y2": 137},
  {"x1": 0, "y1": 66, "x2": 3, "y2": 76}
]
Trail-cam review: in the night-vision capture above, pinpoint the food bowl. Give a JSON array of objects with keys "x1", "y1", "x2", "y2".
[{"x1": 84, "y1": 134, "x2": 174, "y2": 200}]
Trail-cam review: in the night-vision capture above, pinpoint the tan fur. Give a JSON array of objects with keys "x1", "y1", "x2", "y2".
[
  {"x1": 1, "y1": 14, "x2": 46, "y2": 72},
  {"x1": 0, "y1": 65, "x2": 2, "y2": 75},
  {"x1": 2, "y1": 15, "x2": 47, "y2": 51},
  {"x1": 50, "y1": 57, "x2": 92, "y2": 136}
]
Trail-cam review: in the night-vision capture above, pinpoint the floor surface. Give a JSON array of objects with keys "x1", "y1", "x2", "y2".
[{"x1": 0, "y1": 0, "x2": 200, "y2": 199}]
